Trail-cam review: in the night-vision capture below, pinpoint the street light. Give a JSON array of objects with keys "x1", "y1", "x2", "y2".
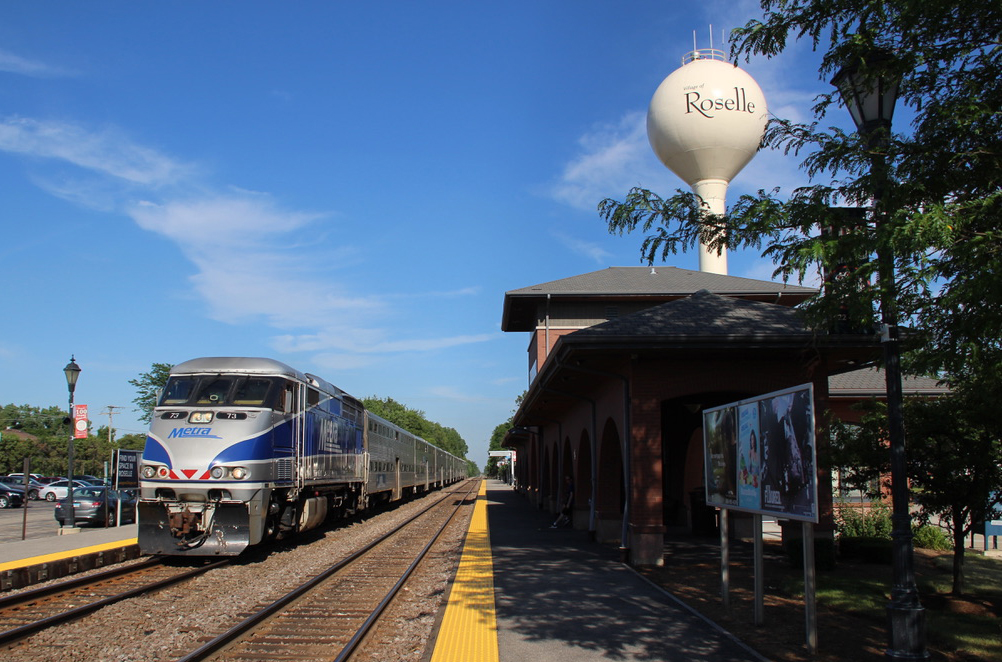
[
  {"x1": 63, "y1": 356, "x2": 81, "y2": 532},
  {"x1": 832, "y1": 54, "x2": 928, "y2": 660}
]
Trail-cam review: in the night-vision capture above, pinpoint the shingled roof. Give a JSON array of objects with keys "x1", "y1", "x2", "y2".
[
  {"x1": 573, "y1": 289, "x2": 808, "y2": 341},
  {"x1": 502, "y1": 266, "x2": 816, "y2": 331},
  {"x1": 829, "y1": 367, "x2": 947, "y2": 396}
]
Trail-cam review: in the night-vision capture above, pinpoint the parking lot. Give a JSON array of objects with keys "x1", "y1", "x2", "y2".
[{"x1": 0, "y1": 500, "x2": 133, "y2": 544}]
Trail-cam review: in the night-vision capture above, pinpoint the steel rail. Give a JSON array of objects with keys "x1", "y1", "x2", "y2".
[
  {"x1": 0, "y1": 556, "x2": 163, "y2": 611},
  {"x1": 175, "y1": 479, "x2": 478, "y2": 662},
  {"x1": 334, "y1": 479, "x2": 479, "y2": 662},
  {"x1": 0, "y1": 558, "x2": 230, "y2": 645}
]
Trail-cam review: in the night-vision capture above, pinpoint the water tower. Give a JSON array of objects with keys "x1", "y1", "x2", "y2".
[{"x1": 647, "y1": 48, "x2": 768, "y2": 274}]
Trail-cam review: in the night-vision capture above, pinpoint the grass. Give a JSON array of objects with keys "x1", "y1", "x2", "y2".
[{"x1": 642, "y1": 537, "x2": 1002, "y2": 661}]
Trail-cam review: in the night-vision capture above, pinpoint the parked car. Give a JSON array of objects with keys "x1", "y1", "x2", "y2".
[
  {"x1": 39, "y1": 479, "x2": 96, "y2": 502},
  {"x1": 0, "y1": 484, "x2": 25, "y2": 509},
  {"x1": 6, "y1": 472, "x2": 42, "y2": 482},
  {"x1": 0, "y1": 476, "x2": 46, "y2": 500},
  {"x1": 53, "y1": 487, "x2": 137, "y2": 527}
]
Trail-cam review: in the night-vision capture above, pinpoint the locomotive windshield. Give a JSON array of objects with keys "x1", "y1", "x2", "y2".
[{"x1": 159, "y1": 375, "x2": 282, "y2": 408}]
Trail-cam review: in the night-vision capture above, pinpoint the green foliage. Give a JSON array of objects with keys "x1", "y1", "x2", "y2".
[
  {"x1": 485, "y1": 391, "x2": 524, "y2": 478},
  {"x1": 0, "y1": 403, "x2": 139, "y2": 477},
  {"x1": 912, "y1": 524, "x2": 951, "y2": 551},
  {"x1": 836, "y1": 501, "x2": 892, "y2": 539},
  {"x1": 601, "y1": 1, "x2": 1002, "y2": 372},
  {"x1": 362, "y1": 396, "x2": 468, "y2": 459},
  {"x1": 129, "y1": 362, "x2": 173, "y2": 424},
  {"x1": 831, "y1": 383, "x2": 1002, "y2": 593}
]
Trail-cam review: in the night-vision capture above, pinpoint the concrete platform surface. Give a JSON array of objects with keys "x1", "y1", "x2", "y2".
[{"x1": 484, "y1": 480, "x2": 765, "y2": 662}]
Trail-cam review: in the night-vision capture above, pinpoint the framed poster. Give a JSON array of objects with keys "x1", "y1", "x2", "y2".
[{"x1": 703, "y1": 384, "x2": 817, "y2": 522}]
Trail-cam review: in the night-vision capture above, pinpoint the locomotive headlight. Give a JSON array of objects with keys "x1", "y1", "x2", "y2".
[
  {"x1": 230, "y1": 467, "x2": 248, "y2": 480},
  {"x1": 189, "y1": 411, "x2": 214, "y2": 423},
  {"x1": 141, "y1": 465, "x2": 157, "y2": 479},
  {"x1": 210, "y1": 466, "x2": 225, "y2": 479}
]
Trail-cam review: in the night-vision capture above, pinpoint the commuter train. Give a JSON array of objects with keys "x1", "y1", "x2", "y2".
[{"x1": 138, "y1": 357, "x2": 467, "y2": 556}]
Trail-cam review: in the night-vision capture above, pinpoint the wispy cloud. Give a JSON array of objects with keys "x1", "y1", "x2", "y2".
[
  {"x1": 0, "y1": 117, "x2": 192, "y2": 186},
  {"x1": 0, "y1": 48, "x2": 70, "y2": 77},
  {"x1": 549, "y1": 111, "x2": 665, "y2": 211},
  {"x1": 0, "y1": 114, "x2": 490, "y2": 360},
  {"x1": 552, "y1": 231, "x2": 612, "y2": 264},
  {"x1": 274, "y1": 330, "x2": 494, "y2": 355}
]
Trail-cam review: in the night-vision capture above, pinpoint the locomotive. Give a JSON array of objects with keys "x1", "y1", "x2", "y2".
[{"x1": 138, "y1": 357, "x2": 467, "y2": 556}]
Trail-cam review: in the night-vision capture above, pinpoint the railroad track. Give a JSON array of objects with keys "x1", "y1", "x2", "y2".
[
  {"x1": 0, "y1": 556, "x2": 230, "y2": 648},
  {"x1": 178, "y1": 479, "x2": 480, "y2": 662}
]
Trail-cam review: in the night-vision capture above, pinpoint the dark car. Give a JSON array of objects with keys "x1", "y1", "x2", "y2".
[
  {"x1": 0, "y1": 476, "x2": 46, "y2": 500},
  {"x1": 0, "y1": 484, "x2": 25, "y2": 509},
  {"x1": 53, "y1": 487, "x2": 137, "y2": 527}
]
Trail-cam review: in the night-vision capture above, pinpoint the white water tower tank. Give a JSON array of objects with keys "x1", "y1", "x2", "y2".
[{"x1": 647, "y1": 49, "x2": 768, "y2": 274}]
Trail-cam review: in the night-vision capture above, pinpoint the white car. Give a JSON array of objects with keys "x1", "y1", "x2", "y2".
[{"x1": 39, "y1": 480, "x2": 96, "y2": 502}]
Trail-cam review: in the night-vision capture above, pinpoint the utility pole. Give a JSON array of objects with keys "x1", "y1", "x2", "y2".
[{"x1": 102, "y1": 406, "x2": 123, "y2": 446}]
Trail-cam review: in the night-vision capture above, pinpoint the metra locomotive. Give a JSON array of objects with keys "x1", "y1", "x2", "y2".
[{"x1": 138, "y1": 357, "x2": 466, "y2": 556}]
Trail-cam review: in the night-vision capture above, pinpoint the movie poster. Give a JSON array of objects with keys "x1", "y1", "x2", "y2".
[
  {"x1": 703, "y1": 384, "x2": 817, "y2": 522},
  {"x1": 737, "y1": 403, "x2": 761, "y2": 510},
  {"x1": 758, "y1": 386, "x2": 816, "y2": 521},
  {"x1": 703, "y1": 405, "x2": 737, "y2": 507}
]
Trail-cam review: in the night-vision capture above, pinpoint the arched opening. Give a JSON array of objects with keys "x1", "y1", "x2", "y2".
[
  {"x1": 575, "y1": 429, "x2": 593, "y2": 531},
  {"x1": 595, "y1": 417, "x2": 624, "y2": 543},
  {"x1": 662, "y1": 392, "x2": 753, "y2": 536}
]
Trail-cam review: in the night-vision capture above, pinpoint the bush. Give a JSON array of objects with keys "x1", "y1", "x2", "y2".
[
  {"x1": 836, "y1": 501, "x2": 892, "y2": 539},
  {"x1": 839, "y1": 536, "x2": 894, "y2": 564},
  {"x1": 912, "y1": 524, "x2": 951, "y2": 551}
]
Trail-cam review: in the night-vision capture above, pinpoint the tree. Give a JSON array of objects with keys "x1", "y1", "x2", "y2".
[
  {"x1": 599, "y1": 1, "x2": 1002, "y2": 378},
  {"x1": 362, "y1": 396, "x2": 469, "y2": 459},
  {"x1": 832, "y1": 385, "x2": 1002, "y2": 595},
  {"x1": 486, "y1": 391, "x2": 525, "y2": 479},
  {"x1": 129, "y1": 363, "x2": 173, "y2": 424}
]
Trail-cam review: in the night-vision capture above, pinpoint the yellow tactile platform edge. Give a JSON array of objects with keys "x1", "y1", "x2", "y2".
[
  {"x1": 0, "y1": 537, "x2": 138, "y2": 573},
  {"x1": 430, "y1": 479, "x2": 499, "y2": 662}
]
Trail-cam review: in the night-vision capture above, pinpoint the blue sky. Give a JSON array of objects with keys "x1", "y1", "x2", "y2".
[{"x1": 0, "y1": 2, "x2": 842, "y2": 467}]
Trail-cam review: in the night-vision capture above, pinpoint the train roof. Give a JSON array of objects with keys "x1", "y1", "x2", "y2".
[
  {"x1": 171, "y1": 357, "x2": 306, "y2": 381},
  {"x1": 170, "y1": 357, "x2": 352, "y2": 399},
  {"x1": 169, "y1": 357, "x2": 464, "y2": 462}
]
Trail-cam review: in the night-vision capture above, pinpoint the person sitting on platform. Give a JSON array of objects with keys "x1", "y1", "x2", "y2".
[{"x1": 551, "y1": 475, "x2": 574, "y2": 528}]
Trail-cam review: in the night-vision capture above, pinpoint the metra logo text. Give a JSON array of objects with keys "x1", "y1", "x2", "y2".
[{"x1": 169, "y1": 427, "x2": 222, "y2": 439}]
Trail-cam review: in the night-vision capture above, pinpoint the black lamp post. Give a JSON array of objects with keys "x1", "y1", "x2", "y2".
[
  {"x1": 63, "y1": 356, "x2": 81, "y2": 531},
  {"x1": 832, "y1": 55, "x2": 928, "y2": 660}
]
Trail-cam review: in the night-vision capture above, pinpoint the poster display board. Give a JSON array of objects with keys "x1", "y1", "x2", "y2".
[
  {"x1": 703, "y1": 383, "x2": 818, "y2": 522},
  {"x1": 115, "y1": 448, "x2": 141, "y2": 489}
]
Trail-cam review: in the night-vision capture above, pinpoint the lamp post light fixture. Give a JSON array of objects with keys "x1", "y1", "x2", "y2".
[
  {"x1": 832, "y1": 54, "x2": 928, "y2": 660},
  {"x1": 63, "y1": 356, "x2": 81, "y2": 533}
]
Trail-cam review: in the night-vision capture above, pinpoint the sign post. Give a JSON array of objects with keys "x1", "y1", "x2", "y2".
[{"x1": 703, "y1": 384, "x2": 818, "y2": 652}]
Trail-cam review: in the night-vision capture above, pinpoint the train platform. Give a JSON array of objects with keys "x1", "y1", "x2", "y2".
[
  {"x1": 429, "y1": 479, "x2": 766, "y2": 662},
  {"x1": 0, "y1": 524, "x2": 140, "y2": 591}
]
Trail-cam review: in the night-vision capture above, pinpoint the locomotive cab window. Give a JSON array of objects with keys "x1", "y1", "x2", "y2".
[
  {"x1": 160, "y1": 377, "x2": 197, "y2": 405},
  {"x1": 159, "y1": 375, "x2": 283, "y2": 408},
  {"x1": 233, "y1": 378, "x2": 275, "y2": 406},
  {"x1": 195, "y1": 377, "x2": 234, "y2": 405}
]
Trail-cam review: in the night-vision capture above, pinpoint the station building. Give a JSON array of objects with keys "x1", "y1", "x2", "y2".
[{"x1": 500, "y1": 265, "x2": 892, "y2": 566}]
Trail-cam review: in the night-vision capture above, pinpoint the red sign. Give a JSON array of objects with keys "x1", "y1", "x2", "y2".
[{"x1": 74, "y1": 404, "x2": 88, "y2": 439}]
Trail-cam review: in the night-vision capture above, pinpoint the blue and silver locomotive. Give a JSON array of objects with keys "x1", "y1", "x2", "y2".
[{"x1": 138, "y1": 357, "x2": 466, "y2": 556}]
